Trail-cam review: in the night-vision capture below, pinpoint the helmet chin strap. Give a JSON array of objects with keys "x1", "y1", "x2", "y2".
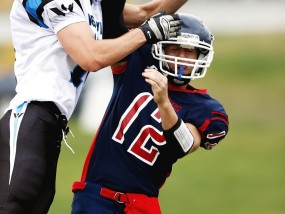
[{"x1": 167, "y1": 75, "x2": 190, "y2": 86}]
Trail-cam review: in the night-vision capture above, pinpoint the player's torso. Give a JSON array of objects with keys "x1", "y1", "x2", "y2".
[
  {"x1": 85, "y1": 46, "x2": 217, "y2": 196},
  {"x1": 8, "y1": 0, "x2": 102, "y2": 118}
]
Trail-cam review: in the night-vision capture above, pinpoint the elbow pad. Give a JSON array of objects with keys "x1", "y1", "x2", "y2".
[{"x1": 163, "y1": 118, "x2": 194, "y2": 158}]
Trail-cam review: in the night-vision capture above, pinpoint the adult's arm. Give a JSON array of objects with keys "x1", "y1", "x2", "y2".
[
  {"x1": 57, "y1": 21, "x2": 146, "y2": 72},
  {"x1": 58, "y1": 10, "x2": 181, "y2": 72},
  {"x1": 124, "y1": 0, "x2": 188, "y2": 29},
  {"x1": 142, "y1": 68, "x2": 201, "y2": 154}
]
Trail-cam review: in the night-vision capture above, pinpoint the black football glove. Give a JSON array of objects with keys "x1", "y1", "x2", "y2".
[{"x1": 139, "y1": 10, "x2": 181, "y2": 44}]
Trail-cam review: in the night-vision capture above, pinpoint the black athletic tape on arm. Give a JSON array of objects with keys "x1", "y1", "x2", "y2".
[{"x1": 163, "y1": 118, "x2": 194, "y2": 159}]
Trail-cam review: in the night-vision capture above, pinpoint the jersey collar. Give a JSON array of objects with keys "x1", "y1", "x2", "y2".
[{"x1": 168, "y1": 83, "x2": 207, "y2": 94}]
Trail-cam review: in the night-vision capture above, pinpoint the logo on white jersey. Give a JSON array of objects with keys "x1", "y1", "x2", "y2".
[{"x1": 50, "y1": 3, "x2": 74, "y2": 16}]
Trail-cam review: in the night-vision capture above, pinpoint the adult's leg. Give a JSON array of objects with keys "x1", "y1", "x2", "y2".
[
  {"x1": 0, "y1": 111, "x2": 11, "y2": 213},
  {"x1": 0, "y1": 102, "x2": 64, "y2": 214},
  {"x1": 30, "y1": 102, "x2": 64, "y2": 214}
]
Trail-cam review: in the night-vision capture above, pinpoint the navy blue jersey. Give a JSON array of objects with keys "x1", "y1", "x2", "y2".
[{"x1": 80, "y1": 45, "x2": 229, "y2": 197}]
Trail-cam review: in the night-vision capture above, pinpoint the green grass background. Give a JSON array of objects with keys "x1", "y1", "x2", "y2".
[{"x1": 46, "y1": 32, "x2": 285, "y2": 214}]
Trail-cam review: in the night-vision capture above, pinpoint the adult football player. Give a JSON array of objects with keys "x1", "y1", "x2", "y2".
[
  {"x1": 72, "y1": 13, "x2": 229, "y2": 214},
  {"x1": 0, "y1": 0, "x2": 182, "y2": 213}
]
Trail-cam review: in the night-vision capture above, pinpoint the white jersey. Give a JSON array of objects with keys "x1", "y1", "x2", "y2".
[{"x1": 7, "y1": 0, "x2": 103, "y2": 119}]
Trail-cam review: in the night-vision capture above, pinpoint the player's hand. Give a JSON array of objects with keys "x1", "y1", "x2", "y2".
[
  {"x1": 142, "y1": 68, "x2": 168, "y2": 104},
  {"x1": 139, "y1": 10, "x2": 181, "y2": 44}
]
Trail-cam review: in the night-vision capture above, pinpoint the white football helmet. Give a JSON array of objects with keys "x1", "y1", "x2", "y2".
[{"x1": 152, "y1": 13, "x2": 214, "y2": 85}]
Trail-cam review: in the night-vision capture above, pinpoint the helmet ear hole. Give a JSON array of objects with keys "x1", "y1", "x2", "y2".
[{"x1": 151, "y1": 13, "x2": 214, "y2": 83}]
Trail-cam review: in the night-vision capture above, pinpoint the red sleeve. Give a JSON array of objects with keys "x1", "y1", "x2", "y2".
[{"x1": 111, "y1": 62, "x2": 128, "y2": 75}]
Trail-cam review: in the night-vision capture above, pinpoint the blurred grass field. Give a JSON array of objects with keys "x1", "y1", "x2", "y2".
[
  {"x1": 1, "y1": 1, "x2": 284, "y2": 213},
  {"x1": 47, "y1": 32, "x2": 285, "y2": 214}
]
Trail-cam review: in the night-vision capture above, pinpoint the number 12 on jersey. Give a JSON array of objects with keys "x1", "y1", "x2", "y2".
[{"x1": 112, "y1": 92, "x2": 166, "y2": 166}]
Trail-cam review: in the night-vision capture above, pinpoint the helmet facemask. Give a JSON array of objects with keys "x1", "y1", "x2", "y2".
[
  {"x1": 151, "y1": 14, "x2": 214, "y2": 86},
  {"x1": 152, "y1": 33, "x2": 214, "y2": 85}
]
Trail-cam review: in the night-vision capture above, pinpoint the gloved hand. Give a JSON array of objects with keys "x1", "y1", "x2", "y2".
[{"x1": 139, "y1": 10, "x2": 181, "y2": 44}]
